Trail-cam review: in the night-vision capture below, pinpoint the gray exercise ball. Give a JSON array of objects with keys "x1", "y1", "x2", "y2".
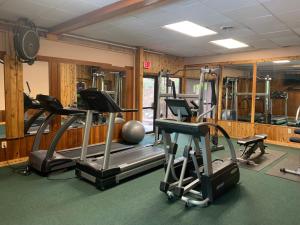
[{"x1": 122, "y1": 120, "x2": 145, "y2": 144}]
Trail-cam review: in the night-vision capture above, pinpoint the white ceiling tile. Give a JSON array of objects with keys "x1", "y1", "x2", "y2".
[
  {"x1": 260, "y1": 29, "x2": 294, "y2": 38},
  {"x1": 0, "y1": 0, "x2": 120, "y2": 28},
  {"x1": 0, "y1": 0, "x2": 52, "y2": 21},
  {"x1": 231, "y1": 34, "x2": 265, "y2": 43},
  {"x1": 58, "y1": 0, "x2": 97, "y2": 15},
  {"x1": 275, "y1": 9, "x2": 300, "y2": 27},
  {"x1": 269, "y1": 35, "x2": 300, "y2": 46},
  {"x1": 55, "y1": 0, "x2": 300, "y2": 56},
  {"x1": 243, "y1": 15, "x2": 288, "y2": 34},
  {"x1": 0, "y1": 8, "x2": 20, "y2": 21},
  {"x1": 86, "y1": 0, "x2": 120, "y2": 7},
  {"x1": 224, "y1": 5, "x2": 271, "y2": 22},
  {"x1": 218, "y1": 28, "x2": 257, "y2": 39},
  {"x1": 293, "y1": 27, "x2": 300, "y2": 35},
  {"x1": 26, "y1": 0, "x2": 62, "y2": 8},
  {"x1": 248, "y1": 39, "x2": 279, "y2": 49},
  {"x1": 39, "y1": 8, "x2": 77, "y2": 25},
  {"x1": 202, "y1": 0, "x2": 259, "y2": 13},
  {"x1": 261, "y1": 0, "x2": 300, "y2": 14},
  {"x1": 2, "y1": 0, "x2": 300, "y2": 57},
  {"x1": 0, "y1": 0, "x2": 8, "y2": 5}
]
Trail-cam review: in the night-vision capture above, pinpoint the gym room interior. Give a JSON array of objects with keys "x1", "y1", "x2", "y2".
[{"x1": 0, "y1": 0, "x2": 300, "y2": 225}]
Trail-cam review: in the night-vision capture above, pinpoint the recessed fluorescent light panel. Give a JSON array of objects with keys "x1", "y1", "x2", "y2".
[
  {"x1": 273, "y1": 60, "x2": 290, "y2": 64},
  {"x1": 210, "y1": 38, "x2": 248, "y2": 49},
  {"x1": 163, "y1": 21, "x2": 217, "y2": 37}
]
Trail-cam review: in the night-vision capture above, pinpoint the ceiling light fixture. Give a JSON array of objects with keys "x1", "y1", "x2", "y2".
[
  {"x1": 163, "y1": 21, "x2": 217, "y2": 37},
  {"x1": 210, "y1": 38, "x2": 249, "y2": 49},
  {"x1": 273, "y1": 60, "x2": 290, "y2": 64}
]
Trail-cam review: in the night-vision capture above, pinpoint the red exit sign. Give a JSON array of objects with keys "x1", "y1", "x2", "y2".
[{"x1": 144, "y1": 61, "x2": 151, "y2": 69}]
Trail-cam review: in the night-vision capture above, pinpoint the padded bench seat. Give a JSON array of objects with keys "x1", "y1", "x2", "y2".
[
  {"x1": 290, "y1": 137, "x2": 300, "y2": 143},
  {"x1": 237, "y1": 134, "x2": 267, "y2": 145},
  {"x1": 294, "y1": 129, "x2": 300, "y2": 135}
]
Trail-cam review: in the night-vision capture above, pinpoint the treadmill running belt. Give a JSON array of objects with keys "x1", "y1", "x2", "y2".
[
  {"x1": 58, "y1": 143, "x2": 134, "y2": 159},
  {"x1": 85, "y1": 146, "x2": 164, "y2": 171}
]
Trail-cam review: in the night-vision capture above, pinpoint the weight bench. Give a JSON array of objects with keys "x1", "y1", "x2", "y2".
[
  {"x1": 281, "y1": 130, "x2": 300, "y2": 176},
  {"x1": 237, "y1": 134, "x2": 267, "y2": 164}
]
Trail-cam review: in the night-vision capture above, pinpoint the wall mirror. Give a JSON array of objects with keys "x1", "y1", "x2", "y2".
[
  {"x1": 76, "y1": 65, "x2": 124, "y2": 125},
  {"x1": 23, "y1": 61, "x2": 50, "y2": 135},
  {"x1": 59, "y1": 63, "x2": 126, "y2": 128},
  {"x1": 256, "y1": 60, "x2": 300, "y2": 127},
  {"x1": 221, "y1": 64, "x2": 253, "y2": 122}
]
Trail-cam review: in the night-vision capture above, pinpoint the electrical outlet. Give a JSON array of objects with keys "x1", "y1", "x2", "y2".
[
  {"x1": 1, "y1": 141, "x2": 7, "y2": 149},
  {"x1": 288, "y1": 129, "x2": 292, "y2": 134}
]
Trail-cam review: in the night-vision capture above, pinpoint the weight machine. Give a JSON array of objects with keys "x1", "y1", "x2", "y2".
[
  {"x1": 154, "y1": 67, "x2": 223, "y2": 150},
  {"x1": 222, "y1": 75, "x2": 272, "y2": 123}
]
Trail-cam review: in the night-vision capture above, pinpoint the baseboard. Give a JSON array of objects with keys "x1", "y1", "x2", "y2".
[{"x1": 0, "y1": 157, "x2": 28, "y2": 168}]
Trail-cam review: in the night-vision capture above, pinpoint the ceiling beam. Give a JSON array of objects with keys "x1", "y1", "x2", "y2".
[{"x1": 50, "y1": 0, "x2": 174, "y2": 35}]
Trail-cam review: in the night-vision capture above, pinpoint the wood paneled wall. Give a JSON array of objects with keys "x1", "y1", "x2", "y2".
[
  {"x1": 4, "y1": 56, "x2": 24, "y2": 139},
  {"x1": 217, "y1": 119, "x2": 300, "y2": 148},
  {"x1": 60, "y1": 63, "x2": 77, "y2": 107},
  {"x1": 143, "y1": 51, "x2": 184, "y2": 75},
  {"x1": 0, "y1": 110, "x2": 5, "y2": 122},
  {"x1": 0, "y1": 124, "x2": 123, "y2": 162},
  {"x1": 218, "y1": 120, "x2": 254, "y2": 138}
]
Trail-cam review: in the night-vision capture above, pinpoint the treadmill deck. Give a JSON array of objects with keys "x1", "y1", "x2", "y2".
[
  {"x1": 81, "y1": 145, "x2": 165, "y2": 172},
  {"x1": 58, "y1": 142, "x2": 134, "y2": 159}
]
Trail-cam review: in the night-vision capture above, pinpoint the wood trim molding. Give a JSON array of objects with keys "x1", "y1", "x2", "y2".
[
  {"x1": 135, "y1": 47, "x2": 144, "y2": 121},
  {"x1": 37, "y1": 55, "x2": 128, "y2": 72},
  {"x1": 250, "y1": 63, "x2": 257, "y2": 125},
  {"x1": 217, "y1": 65, "x2": 224, "y2": 120},
  {"x1": 0, "y1": 157, "x2": 28, "y2": 168},
  {"x1": 185, "y1": 55, "x2": 300, "y2": 68}
]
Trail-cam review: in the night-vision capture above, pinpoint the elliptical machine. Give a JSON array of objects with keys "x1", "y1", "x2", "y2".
[
  {"x1": 157, "y1": 119, "x2": 239, "y2": 208},
  {"x1": 157, "y1": 68, "x2": 239, "y2": 208}
]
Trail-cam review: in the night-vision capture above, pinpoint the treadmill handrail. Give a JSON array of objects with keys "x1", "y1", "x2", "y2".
[
  {"x1": 46, "y1": 114, "x2": 83, "y2": 160},
  {"x1": 31, "y1": 112, "x2": 56, "y2": 152}
]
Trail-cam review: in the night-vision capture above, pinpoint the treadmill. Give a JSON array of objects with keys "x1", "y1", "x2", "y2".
[
  {"x1": 28, "y1": 94, "x2": 134, "y2": 176},
  {"x1": 76, "y1": 89, "x2": 166, "y2": 190}
]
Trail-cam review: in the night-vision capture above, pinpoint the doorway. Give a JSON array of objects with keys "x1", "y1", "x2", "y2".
[{"x1": 142, "y1": 76, "x2": 157, "y2": 133}]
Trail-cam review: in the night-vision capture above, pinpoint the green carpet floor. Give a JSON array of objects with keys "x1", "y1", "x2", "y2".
[{"x1": 1, "y1": 135, "x2": 300, "y2": 225}]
